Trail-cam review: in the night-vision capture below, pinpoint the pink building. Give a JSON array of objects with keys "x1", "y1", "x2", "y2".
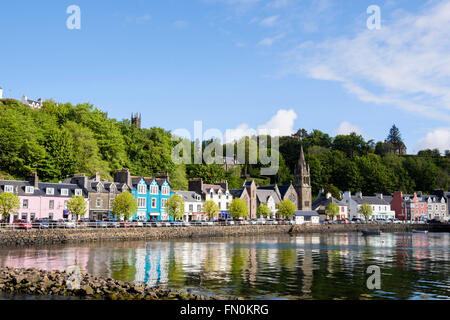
[{"x1": 0, "y1": 173, "x2": 89, "y2": 223}]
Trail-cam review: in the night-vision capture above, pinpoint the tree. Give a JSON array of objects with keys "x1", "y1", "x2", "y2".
[
  {"x1": 326, "y1": 202, "x2": 340, "y2": 221},
  {"x1": 166, "y1": 194, "x2": 185, "y2": 220},
  {"x1": 323, "y1": 184, "x2": 342, "y2": 200},
  {"x1": 276, "y1": 199, "x2": 296, "y2": 219},
  {"x1": 358, "y1": 203, "x2": 373, "y2": 221},
  {"x1": 112, "y1": 192, "x2": 138, "y2": 221},
  {"x1": 386, "y1": 125, "x2": 406, "y2": 155},
  {"x1": 257, "y1": 204, "x2": 272, "y2": 218},
  {"x1": 0, "y1": 192, "x2": 20, "y2": 223},
  {"x1": 229, "y1": 198, "x2": 248, "y2": 219},
  {"x1": 203, "y1": 200, "x2": 219, "y2": 220},
  {"x1": 66, "y1": 196, "x2": 87, "y2": 220}
]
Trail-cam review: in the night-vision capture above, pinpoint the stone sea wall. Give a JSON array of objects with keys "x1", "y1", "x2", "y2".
[{"x1": 0, "y1": 223, "x2": 428, "y2": 247}]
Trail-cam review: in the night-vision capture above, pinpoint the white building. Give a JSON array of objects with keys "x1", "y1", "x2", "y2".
[
  {"x1": 22, "y1": 94, "x2": 43, "y2": 109},
  {"x1": 175, "y1": 190, "x2": 204, "y2": 221},
  {"x1": 342, "y1": 191, "x2": 395, "y2": 220},
  {"x1": 294, "y1": 211, "x2": 320, "y2": 225}
]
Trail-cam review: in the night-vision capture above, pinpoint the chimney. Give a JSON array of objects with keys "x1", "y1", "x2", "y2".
[
  {"x1": 188, "y1": 178, "x2": 203, "y2": 194},
  {"x1": 416, "y1": 191, "x2": 422, "y2": 197},
  {"x1": 94, "y1": 172, "x2": 101, "y2": 182},
  {"x1": 218, "y1": 181, "x2": 229, "y2": 191},
  {"x1": 114, "y1": 168, "x2": 132, "y2": 187},
  {"x1": 27, "y1": 172, "x2": 39, "y2": 188},
  {"x1": 356, "y1": 192, "x2": 363, "y2": 198},
  {"x1": 375, "y1": 193, "x2": 383, "y2": 199},
  {"x1": 326, "y1": 192, "x2": 332, "y2": 199},
  {"x1": 156, "y1": 172, "x2": 170, "y2": 183},
  {"x1": 71, "y1": 173, "x2": 88, "y2": 189}
]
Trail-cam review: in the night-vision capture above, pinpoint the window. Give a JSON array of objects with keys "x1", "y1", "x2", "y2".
[
  {"x1": 13, "y1": 214, "x2": 18, "y2": 221},
  {"x1": 96, "y1": 198, "x2": 102, "y2": 208},
  {"x1": 75, "y1": 189, "x2": 82, "y2": 197},
  {"x1": 305, "y1": 201, "x2": 310, "y2": 207},
  {"x1": 61, "y1": 189, "x2": 69, "y2": 196},
  {"x1": 197, "y1": 204, "x2": 202, "y2": 212},
  {"x1": 49, "y1": 213, "x2": 53, "y2": 220},
  {"x1": 138, "y1": 197, "x2": 146, "y2": 208},
  {"x1": 30, "y1": 213, "x2": 35, "y2": 221},
  {"x1": 161, "y1": 199, "x2": 167, "y2": 208},
  {"x1": 341, "y1": 206, "x2": 344, "y2": 212},
  {"x1": 161, "y1": 186, "x2": 170, "y2": 195},
  {"x1": 46, "y1": 188, "x2": 54, "y2": 195},
  {"x1": 138, "y1": 184, "x2": 147, "y2": 194},
  {"x1": 151, "y1": 198, "x2": 157, "y2": 208},
  {"x1": 150, "y1": 186, "x2": 158, "y2": 195},
  {"x1": 64, "y1": 201, "x2": 68, "y2": 210},
  {"x1": 25, "y1": 186, "x2": 34, "y2": 194},
  {"x1": 226, "y1": 202, "x2": 229, "y2": 209},
  {"x1": 189, "y1": 204, "x2": 193, "y2": 212},
  {"x1": 4, "y1": 185, "x2": 13, "y2": 193},
  {"x1": 428, "y1": 205, "x2": 433, "y2": 211},
  {"x1": 109, "y1": 198, "x2": 114, "y2": 208},
  {"x1": 23, "y1": 199, "x2": 28, "y2": 209},
  {"x1": 442, "y1": 205, "x2": 446, "y2": 211},
  {"x1": 49, "y1": 200, "x2": 54, "y2": 210},
  {"x1": 218, "y1": 202, "x2": 222, "y2": 210},
  {"x1": 21, "y1": 213, "x2": 27, "y2": 220}
]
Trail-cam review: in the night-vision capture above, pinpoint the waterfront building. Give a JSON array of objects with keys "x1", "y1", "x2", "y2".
[
  {"x1": 294, "y1": 210, "x2": 320, "y2": 225},
  {"x1": 433, "y1": 190, "x2": 450, "y2": 221},
  {"x1": 342, "y1": 191, "x2": 395, "y2": 220},
  {"x1": 65, "y1": 173, "x2": 128, "y2": 220},
  {"x1": 22, "y1": 94, "x2": 43, "y2": 109},
  {"x1": 229, "y1": 180, "x2": 258, "y2": 220},
  {"x1": 0, "y1": 172, "x2": 89, "y2": 222},
  {"x1": 293, "y1": 145, "x2": 312, "y2": 211},
  {"x1": 175, "y1": 190, "x2": 204, "y2": 221},
  {"x1": 256, "y1": 188, "x2": 281, "y2": 219},
  {"x1": 312, "y1": 193, "x2": 348, "y2": 221},
  {"x1": 188, "y1": 178, "x2": 232, "y2": 220},
  {"x1": 419, "y1": 193, "x2": 447, "y2": 221}
]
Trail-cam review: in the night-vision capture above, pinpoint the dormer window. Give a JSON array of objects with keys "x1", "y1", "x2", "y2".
[
  {"x1": 75, "y1": 189, "x2": 82, "y2": 197},
  {"x1": 161, "y1": 186, "x2": 170, "y2": 195},
  {"x1": 4, "y1": 185, "x2": 13, "y2": 193},
  {"x1": 150, "y1": 185, "x2": 158, "y2": 195},
  {"x1": 25, "y1": 186, "x2": 34, "y2": 194},
  {"x1": 46, "y1": 188, "x2": 54, "y2": 195},
  {"x1": 61, "y1": 189, "x2": 69, "y2": 196}
]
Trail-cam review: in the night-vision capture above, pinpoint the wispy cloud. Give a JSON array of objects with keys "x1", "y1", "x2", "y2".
[
  {"x1": 284, "y1": 0, "x2": 450, "y2": 123},
  {"x1": 258, "y1": 34, "x2": 284, "y2": 46},
  {"x1": 260, "y1": 15, "x2": 280, "y2": 27}
]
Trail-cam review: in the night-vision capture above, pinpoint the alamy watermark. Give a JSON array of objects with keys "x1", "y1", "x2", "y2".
[
  {"x1": 66, "y1": 265, "x2": 82, "y2": 290},
  {"x1": 171, "y1": 121, "x2": 280, "y2": 176},
  {"x1": 66, "y1": 5, "x2": 81, "y2": 30},
  {"x1": 366, "y1": 265, "x2": 381, "y2": 290},
  {"x1": 367, "y1": 5, "x2": 381, "y2": 30}
]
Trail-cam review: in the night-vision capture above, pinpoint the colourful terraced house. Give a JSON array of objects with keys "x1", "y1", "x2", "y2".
[{"x1": 114, "y1": 169, "x2": 174, "y2": 221}]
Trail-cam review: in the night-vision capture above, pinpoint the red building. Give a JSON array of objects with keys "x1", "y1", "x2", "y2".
[{"x1": 391, "y1": 192, "x2": 428, "y2": 221}]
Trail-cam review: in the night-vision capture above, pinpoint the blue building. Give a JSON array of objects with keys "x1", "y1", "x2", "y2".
[{"x1": 113, "y1": 169, "x2": 174, "y2": 221}]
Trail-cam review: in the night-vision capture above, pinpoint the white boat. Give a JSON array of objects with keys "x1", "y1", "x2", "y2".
[{"x1": 412, "y1": 229, "x2": 428, "y2": 234}]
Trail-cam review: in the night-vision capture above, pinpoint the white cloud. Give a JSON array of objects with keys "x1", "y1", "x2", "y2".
[
  {"x1": 286, "y1": 0, "x2": 450, "y2": 123},
  {"x1": 260, "y1": 15, "x2": 279, "y2": 27},
  {"x1": 225, "y1": 109, "x2": 297, "y2": 142},
  {"x1": 416, "y1": 127, "x2": 450, "y2": 153},
  {"x1": 336, "y1": 122, "x2": 363, "y2": 136},
  {"x1": 258, "y1": 34, "x2": 284, "y2": 46}
]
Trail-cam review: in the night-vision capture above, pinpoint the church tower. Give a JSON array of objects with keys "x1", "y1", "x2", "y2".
[
  {"x1": 131, "y1": 113, "x2": 142, "y2": 129},
  {"x1": 294, "y1": 145, "x2": 312, "y2": 211}
]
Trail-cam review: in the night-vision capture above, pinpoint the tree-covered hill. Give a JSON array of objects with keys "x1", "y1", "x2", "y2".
[{"x1": 0, "y1": 99, "x2": 448, "y2": 195}]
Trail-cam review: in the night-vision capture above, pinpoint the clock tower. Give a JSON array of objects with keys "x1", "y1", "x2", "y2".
[{"x1": 294, "y1": 145, "x2": 312, "y2": 211}]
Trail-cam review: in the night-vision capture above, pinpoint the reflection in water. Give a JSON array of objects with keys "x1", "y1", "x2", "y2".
[{"x1": 0, "y1": 232, "x2": 449, "y2": 300}]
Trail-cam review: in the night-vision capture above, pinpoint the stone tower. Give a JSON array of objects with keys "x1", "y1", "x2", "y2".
[
  {"x1": 294, "y1": 145, "x2": 312, "y2": 210},
  {"x1": 131, "y1": 113, "x2": 142, "y2": 129}
]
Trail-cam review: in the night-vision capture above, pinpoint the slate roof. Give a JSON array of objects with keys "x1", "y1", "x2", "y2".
[
  {"x1": 131, "y1": 177, "x2": 169, "y2": 188},
  {"x1": 202, "y1": 184, "x2": 226, "y2": 194},
  {"x1": 175, "y1": 191, "x2": 203, "y2": 202},
  {"x1": 0, "y1": 180, "x2": 88, "y2": 197},
  {"x1": 229, "y1": 189, "x2": 245, "y2": 198},
  {"x1": 295, "y1": 210, "x2": 319, "y2": 217},
  {"x1": 312, "y1": 196, "x2": 347, "y2": 210},
  {"x1": 256, "y1": 189, "x2": 281, "y2": 205},
  {"x1": 351, "y1": 196, "x2": 390, "y2": 205}
]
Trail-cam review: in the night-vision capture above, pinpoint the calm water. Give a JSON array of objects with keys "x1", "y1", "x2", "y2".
[{"x1": 0, "y1": 232, "x2": 449, "y2": 300}]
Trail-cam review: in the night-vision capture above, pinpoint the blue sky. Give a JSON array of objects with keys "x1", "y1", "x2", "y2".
[{"x1": 1, "y1": 0, "x2": 449, "y2": 153}]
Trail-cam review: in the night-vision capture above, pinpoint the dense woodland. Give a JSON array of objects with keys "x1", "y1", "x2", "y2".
[{"x1": 0, "y1": 99, "x2": 448, "y2": 197}]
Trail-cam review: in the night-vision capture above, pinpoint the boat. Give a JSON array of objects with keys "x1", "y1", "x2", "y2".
[
  {"x1": 412, "y1": 230, "x2": 428, "y2": 234},
  {"x1": 361, "y1": 229, "x2": 381, "y2": 236}
]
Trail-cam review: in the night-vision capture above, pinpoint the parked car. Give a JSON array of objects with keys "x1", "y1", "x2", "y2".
[
  {"x1": 57, "y1": 219, "x2": 76, "y2": 228},
  {"x1": 105, "y1": 219, "x2": 120, "y2": 228},
  {"x1": 392, "y1": 218, "x2": 402, "y2": 224},
  {"x1": 120, "y1": 221, "x2": 132, "y2": 228},
  {"x1": 13, "y1": 219, "x2": 32, "y2": 230},
  {"x1": 33, "y1": 219, "x2": 50, "y2": 229}
]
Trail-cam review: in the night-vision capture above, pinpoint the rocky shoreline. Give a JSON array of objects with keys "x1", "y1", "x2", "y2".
[
  {"x1": 0, "y1": 224, "x2": 432, "y2": 247},
  {"x1": 0, "y1": 267, "x2": 237, "y2": 300}
]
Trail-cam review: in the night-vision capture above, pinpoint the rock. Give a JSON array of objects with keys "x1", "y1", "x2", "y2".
[{"x1": 81, "y1": 285, "x2": 94, "y2": 296}]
